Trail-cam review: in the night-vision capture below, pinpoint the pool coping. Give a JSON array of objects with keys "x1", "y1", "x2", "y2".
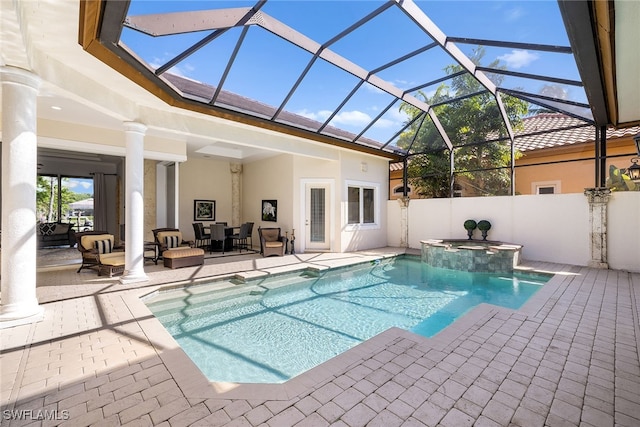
[{"x1": 123, "y1": 255, "x2": 564, "y2": 401}]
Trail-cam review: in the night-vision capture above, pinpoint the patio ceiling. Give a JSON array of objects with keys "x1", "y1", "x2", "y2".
[{"x1": 80, "y1": 0, "x2": 638, "y2": 161}]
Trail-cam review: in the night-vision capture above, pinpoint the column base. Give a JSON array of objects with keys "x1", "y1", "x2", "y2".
[
  {"x1": 0, "y1": 305, "x2": 44, "y2": 329},
  {"x1": 119, "y1": 270, "x2": 149, "y2": 284},
  {"x1": 588, "y1": 261, "x2": 609, "y2": 269}
]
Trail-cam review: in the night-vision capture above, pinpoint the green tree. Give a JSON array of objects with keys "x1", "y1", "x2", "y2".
[
  {"x1": 398, "y1": 47, "x2": 528, "y2": 197},
  {"x1": 37, "y1": 176, "x2": 92, "y2": 222},
  {"x1": 37, "y1": 176, "x2": 58, "y2": 222}
]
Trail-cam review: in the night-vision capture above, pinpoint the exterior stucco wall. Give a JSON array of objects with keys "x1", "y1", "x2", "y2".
[
  {"x1": 243, "y1": 154, "x2": 295, "y2": 241},
  {"x1": 338, "y1": 153, "x2": 389, "y2": 252},
  {"x1": 291, "y1": 155, "x2": 338, "y2": 253},
  {"x1": 607, "y1": 192, "x2": 640, "y2": 271},
  {"x1": 178, "y1": 157, "x2": 233, "y2": 241},
  {"x1": 143, "y1": 159, "x2": 157, "y2": 242},
  {"x1": 388, "y1": 192, "x2": 640, "y2": 272}
]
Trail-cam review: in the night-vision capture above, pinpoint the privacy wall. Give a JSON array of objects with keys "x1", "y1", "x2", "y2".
[{"x1": 387, "y1": 192, "x2": 639, "y2": 272}]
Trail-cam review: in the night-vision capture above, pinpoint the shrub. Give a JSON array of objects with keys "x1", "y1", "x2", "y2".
[
  {"x1": 477, "y1": 220, "x2": 492, "y2": 231},
  {"x1": 463, "y1": 219, "x2": 477, "y2": 230}
]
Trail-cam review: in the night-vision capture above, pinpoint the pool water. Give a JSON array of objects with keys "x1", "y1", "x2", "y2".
[{"x1": 145, "y1": 256, "x2": 550, "y2": 383}]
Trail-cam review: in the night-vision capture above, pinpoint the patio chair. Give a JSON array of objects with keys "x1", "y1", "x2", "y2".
[
  {"x1": 192, "y1": 222, "x2": 211, "y2": 249},
  {"x1": 152, "y1": 228, "x2": 195, "y2": 254},
  {"x1": 209, "y1": 223, "x2": 226, "y2": 254},
  {"x1": 230, "y1": 222, "x2": 250, "y2": 252},
  {"x1": 258, "y1": 227, "x2": 288, "y2": 257},
  {"x1": 246, "y1": 222, "x2": 254, "y2": 249},
  {"x1": 75, "y1": 231, "x2": 125, "y2": 276}
]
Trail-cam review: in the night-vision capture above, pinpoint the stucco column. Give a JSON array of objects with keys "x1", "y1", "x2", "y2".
[
  {"x1": 0, "y1": 66, "x2": 44, "y2": 327},
  {"x1": 120, "y1": 121, "x2": 149, "y2": 284},
  {"x1": 398, "y1": 196, "x2": 410, "y2": 248},
  {"x1": 230, "y1": 163, "x2": 242, "y2": 226},
  {"x1": 584, "y1": 187, "x2": 611, "y2": 269}
]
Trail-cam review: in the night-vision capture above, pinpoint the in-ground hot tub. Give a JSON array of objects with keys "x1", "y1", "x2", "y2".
[{"x1": 421, "y1": 239, "x2": 523, "y2": 273}]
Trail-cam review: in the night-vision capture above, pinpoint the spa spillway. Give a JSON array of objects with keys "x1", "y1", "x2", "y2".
[{"x1": 421, "y1": 239, "x2": 523, "y2": 273}]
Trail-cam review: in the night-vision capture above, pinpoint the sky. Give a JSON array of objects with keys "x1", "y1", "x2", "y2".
[
  {"x1": 63, "y1": 178, "x2": 93, "y2": 197},
  {"x1": 122, "y1": 1, "x2": 586, "y2": 144}
]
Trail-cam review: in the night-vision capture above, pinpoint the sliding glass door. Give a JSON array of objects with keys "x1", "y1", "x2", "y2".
[{"x1": 37, "y1": 175, "x2": 94, "y2": 231}]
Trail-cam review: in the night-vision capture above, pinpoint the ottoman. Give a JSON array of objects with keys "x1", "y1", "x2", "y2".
[
  {"x1": 98, "y1": 252, "x2": 126, "y2": 277},
  {"x1": 163, "y1": 247, "x2": 205, "y2": 269}
]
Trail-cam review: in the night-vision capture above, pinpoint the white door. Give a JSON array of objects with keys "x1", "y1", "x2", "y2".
[{"x1": 305, "y1": 183, "x2": 330, "y2": 251}]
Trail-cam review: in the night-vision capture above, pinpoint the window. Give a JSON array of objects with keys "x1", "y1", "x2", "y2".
[
  {"x1": 393, "y1": 185, "x2": 411, "y2": 195},
  {"x1": 532, "y1": 181, "x2": 560, "y2": 195},
  {"x1": 538, "y1": 186, "x2": 555, "y2": 194},
  {"x1": 37, "y1": 175, "x2": 94, "y2": 231},
  {"x1": 347, "y1": 182, "x2": 378, "y2": 226}
]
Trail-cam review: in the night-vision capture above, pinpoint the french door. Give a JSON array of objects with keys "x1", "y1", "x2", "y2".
[{"x1": 304, "y1": 182, "x2": 331, "y2": 251}]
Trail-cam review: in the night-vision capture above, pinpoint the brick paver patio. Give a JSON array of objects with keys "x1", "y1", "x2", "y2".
[{"x1": 1, "y1": 249, "x2": 639, "y2": 426}]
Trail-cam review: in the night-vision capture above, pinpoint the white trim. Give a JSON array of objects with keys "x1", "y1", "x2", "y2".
[
  {"x1": 299, "y1": 179, "x2": 335, "y2": 253},
  {"x1": 37, "y1": 136, "x2": 188, "y2": 162},
  {"x1": 344, "y1": 180, "x2": 381, "y2": 231}
]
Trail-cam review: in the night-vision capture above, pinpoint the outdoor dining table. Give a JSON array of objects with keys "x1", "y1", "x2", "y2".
[{"x1": 205, "y1": 225, "x2": 238, "y2": 252}]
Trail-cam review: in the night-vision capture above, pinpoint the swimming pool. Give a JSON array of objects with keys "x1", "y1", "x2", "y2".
[{"x1": 145, "y1": 256, "x2": 550, "y2": 384}]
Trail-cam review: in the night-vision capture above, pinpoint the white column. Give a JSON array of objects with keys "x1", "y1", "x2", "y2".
[
  {"x1": 0, "y1": 66, "x2": 44, "y2": 327},
  {"x1": 230, "y1": 163, "x2": 242, "y2": 226},
  {"x1": 120, "y1": 121, "x2": 149, "y2": 284},
  {"x1": 397, "y1": 196, "x2": 410, "y2": 248},
  {"x1": 584, "y1": 187, "x2": 610, "y2": 269}
]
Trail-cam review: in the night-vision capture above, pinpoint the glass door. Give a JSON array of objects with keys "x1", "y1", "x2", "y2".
[{"x1": 305, "y1": 183, "x2": 330, "y2": 251}]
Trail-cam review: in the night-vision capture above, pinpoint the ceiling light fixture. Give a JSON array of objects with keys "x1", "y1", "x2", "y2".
[{"x1": 51, "y1": 105, "x2": 62, "y2": 110}]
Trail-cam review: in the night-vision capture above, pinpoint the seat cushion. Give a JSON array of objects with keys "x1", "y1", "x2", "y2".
[
  {"x1": 52, "y1": 223, "x2": 70, "y2": 235},
  {"x1": 99, "y1": 252, "x2": 125, "y2": 266},
  {"x1": 157, "y1": 231, "x2": 182, "y2": 246},
  {"x1": 265, "y1": 242, "x2": 284, "y2": 248},
  {"x1": 260, "y1": 229, "x2": 281, "y2": 241},
  {"x1": 163, "y1": 248, "x2": 205, "y2": 259}
]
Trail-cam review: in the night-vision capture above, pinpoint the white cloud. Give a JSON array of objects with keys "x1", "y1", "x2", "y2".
[
  {"x1": 65, "y1": 180, "x2": 92, "y2": 190},
  {"x1": 372, "y1": 108, "x2": 409, "y2": 129},
  {"x1": 149, "y1": 54, "x2": 191, "y2": 77},
  {"x1": 373, "y1": 117, "x2": 396, "y2": 129},
  {"x1": 330, "y1": 110, "x2": 372, "y2": 126},
  {"x1": 296, "y1": 109, "x2": 331, "y2": 122},
  {"x1": 497, "y1": 50, "x2": 539, "y2": 69},
  {"x1": 539, "y1": 84, "x2": 568, "y2": 100},
  {"x1": 504, "y1": 7, "x2": 525, "y2": 22},
  {"x1": 297, "y1": 109, "x2": 373, "y2": 127}
]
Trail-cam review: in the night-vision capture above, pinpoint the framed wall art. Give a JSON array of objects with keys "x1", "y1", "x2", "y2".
[
  {"x1": 194, "y1": 200, "x2": 216, "y2": 221},
  {"x1": 262, "y1": 200, "x2": 277, "y2": 222}
]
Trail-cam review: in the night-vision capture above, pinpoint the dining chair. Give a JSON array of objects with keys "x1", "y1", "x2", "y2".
[
  {"x1": 246, "y1": 222, "x2": 254, "y2": 249},
  {"x1": 192, "y1": 223, "x2": 211, "y2": 249},
  {"x1": 209, "y1": 223, "x2": 226, "y2": 254},
  {"x1": 231, "y1": 223, "x2": 250, "y2": 252}
]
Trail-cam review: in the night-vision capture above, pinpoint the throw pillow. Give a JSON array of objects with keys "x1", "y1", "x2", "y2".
[
  {"x1": 165, "y1": 235, "x2": 179, "y2": 249},
  {"x1": 39, "y1": 223, "x2": 55, "y2": 235},
  {"x1": 94, "y1": 239, "x2": 113, "y2": 254}
]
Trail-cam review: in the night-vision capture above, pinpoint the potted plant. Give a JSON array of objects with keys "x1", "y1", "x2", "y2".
[
  {"x1": 477, "y1": 220, "x2": 492, "y2": 241},
  {"x1": 463, "y1": 219, "x2": 477, "y2": 240}
]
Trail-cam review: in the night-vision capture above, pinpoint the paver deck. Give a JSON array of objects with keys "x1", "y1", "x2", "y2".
[{"x1": 1, "y1": 248, "x2": 639, "y2": 426}]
